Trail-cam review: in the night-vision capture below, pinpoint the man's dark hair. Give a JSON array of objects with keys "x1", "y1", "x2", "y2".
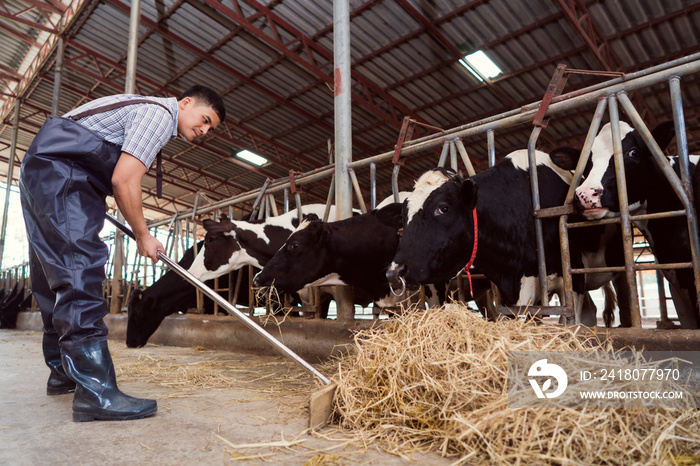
[{"x1": 178, "y1": 85, "x2": 226, "y2": 123}]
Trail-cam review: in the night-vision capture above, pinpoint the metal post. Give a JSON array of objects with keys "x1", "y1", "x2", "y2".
[
  {"x1": 348, "y1": 168, "x2": 367, "y2": 214},
  {"x1": 294, "y1": 192, "x2": 303, "y2": 222},
  {"x1": 608, "y1": 94, "x2": 642, "y2": 327},
  {"x1": 527, "y1": 126, "x2": 548, "y2": 306},
  {"x1": 449, "y1": 139, "x2": 458, "y2": 171},
  {"x1": 111, "y1": 0, "x2": 141, "y2": 314},
  {"x1": 324, "y1": 174, "x2": 335, "y2": 222},
  {"x1": 455, "y1": 139, "x2": 476, "y2": 177},
  {"x1": 0, "y1": 100, "x2": 20, "y2": 270},
  {"x1": 51, "y1": 38, "x2": 64, "y2": 116},
  {"x1": 333, "y1": 0, "x2": 354, "y2": 322},
  {"x1": 656, "y1": 270, "x2": 670, "y2": 324},
  {"x1": 437, "y1": 141, "x2": 450, "y2": 167},
  {"x1": 669, "y1": 76, "x2": 700, "y2": 314},
  {"x1": 487, "y1": 129, "x2": 496, "y2": 167},
  {"x1": 333, "y1": 0, "x2": 353, "y2": 221},
  {"x1": 125, "y1": 0, "x2": 141, "y2": 95},
  {"x1": 391, "y1": 165, "x2": 401, "y2": 203}
]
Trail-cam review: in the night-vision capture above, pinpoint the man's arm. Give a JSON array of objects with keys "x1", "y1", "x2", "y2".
[{"x1": 111, "y1": 152, "x2": 164, "y2": 262}]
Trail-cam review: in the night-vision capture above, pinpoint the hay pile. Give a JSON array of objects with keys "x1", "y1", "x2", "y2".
[{"x1": 332, "y1": 303, "x2": 700, "y2": 465}]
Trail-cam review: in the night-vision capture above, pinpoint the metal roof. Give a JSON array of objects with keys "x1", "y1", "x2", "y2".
[{"x1": 1, "y1": 0, "x2": 699, "y2": 221}]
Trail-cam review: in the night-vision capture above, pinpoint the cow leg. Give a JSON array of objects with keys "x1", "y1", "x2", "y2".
[
  {"x1": 602, "y1": 281, "x2": 618, "y2": 328},
  {"x1": 661, "y1": 270, "x2": 698, "y2": 329},
  {"x1": 572, "y1": 292, "x2": 596, "y2": 326},
  {"x1": 577, "y1": 292, "x2": 597, "y2": 326},
  {"x1": 613, "y1": 274, "x2": 632, "y2": 327}
]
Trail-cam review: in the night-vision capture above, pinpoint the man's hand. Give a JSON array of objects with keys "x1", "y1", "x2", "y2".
[
  {"x1": 112, "y1": 152, "x2": 162, "y2": 263},
  {"x1": 136, "y1": 232, "x2": 165, "y2": 262}
]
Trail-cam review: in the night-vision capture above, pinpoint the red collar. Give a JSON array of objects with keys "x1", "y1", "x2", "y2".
[{"x1": 462, "y1": 207, "x2": 478, "y2": 297}]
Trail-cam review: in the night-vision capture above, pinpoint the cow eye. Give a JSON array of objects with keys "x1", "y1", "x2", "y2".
[
  {"x1": 627, "y1": 149, "x2": 638, "y2": 158},
  {"x1": 434, "y1": 204, "x2": 450, "y2": 216},
  {"x1": 288, "y1": 241, "x2": 299, "y2": 251}
]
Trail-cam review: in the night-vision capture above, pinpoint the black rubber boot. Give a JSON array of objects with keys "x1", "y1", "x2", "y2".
[
  {"x1": 43, "y1": 333, "x2": 76, "y2": 395},
  {"x1": 61, "y1": 339, "x2": 157, "y2": 422}
]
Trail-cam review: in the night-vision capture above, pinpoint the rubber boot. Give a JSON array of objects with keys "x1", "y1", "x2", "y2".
[
  {"x1": 43, "y1": 333, "x2": 76, "y2": 395},
  {"x1": 61, "y1": 338, "x2": 157, "y2": 422}
]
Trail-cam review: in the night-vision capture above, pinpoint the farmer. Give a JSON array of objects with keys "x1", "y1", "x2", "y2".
[{"x1": 19, "y1": 85, "x2": 225, "y2": 422}]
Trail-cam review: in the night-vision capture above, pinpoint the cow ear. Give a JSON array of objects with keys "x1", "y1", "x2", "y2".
[
  {"x1": 651, "y1": 121, "x2": 676, "y2": 151},
  {"x1": 374, "y1": 202, "x2": 403, "y2": 229},
  {"x1": 549, "y1": 147, "x2": 580, "y2": 171},
  {"x1": 202, "y1": 219, "x2": 218, "y2": 232},
  {"x1": 296, "y1": 213, "x2": 319, "y2": 228},
  {"x1": 460, "y1": 179, "x2": 478, "y2": 209}
]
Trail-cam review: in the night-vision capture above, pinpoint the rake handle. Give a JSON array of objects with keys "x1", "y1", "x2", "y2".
[{"x1": 106, "y1": 214, "x2": 331, "y2": 385}]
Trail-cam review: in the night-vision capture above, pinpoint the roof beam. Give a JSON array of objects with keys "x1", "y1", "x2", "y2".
[
  {"x1": 0, "y1": 2, "x2": 63, "y2": 34},
  {"x1": 199, "y1": 0, "x2": 425, "y2": 129},
  {"x1": 103, "y1": 0, "x2": 329, "y2": 171},
  {"x1": 553, "y1": 0, "x2": 622, "y2": 72},
  {"x1": 0, "y1": 0, "x2": 90, "y2": 121},
  {"x1": 60, "y1": 39, "x2": 315, "y2": 174},
  {"x1": 394, "y1": 0, "x2": 516, "y2": 109}
]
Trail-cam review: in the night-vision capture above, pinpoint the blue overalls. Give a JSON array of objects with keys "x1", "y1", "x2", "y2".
[
  {"x1": 19, "y1": 99, "x2": 169, "y2": 348},
  {"x1": 19, "y1": 100, "x2": 168, "y2": 421}
]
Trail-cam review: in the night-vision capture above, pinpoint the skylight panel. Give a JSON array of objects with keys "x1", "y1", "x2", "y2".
[
  {"x1": 459, "y1": 50, "x2": 502, "y2": 82},
  {"x1": 235, "y1": 150, "x2": 268, "y2": 166}
]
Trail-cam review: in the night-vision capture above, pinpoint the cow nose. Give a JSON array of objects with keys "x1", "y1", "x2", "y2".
[
  {"x1": 386, "y1": 262, "x2": 407, "y2": 283},
  {"x1": 575, "y1": 187, "x2": 602, "y2": 209}
]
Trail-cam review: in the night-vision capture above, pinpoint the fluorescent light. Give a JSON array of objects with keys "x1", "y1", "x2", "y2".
[
  {"x1": 459, "y1": 50, "x2": 502, "y2": 82},
  {"x1": 236, "y1": 150, "x2": 268, "y2": 166}
]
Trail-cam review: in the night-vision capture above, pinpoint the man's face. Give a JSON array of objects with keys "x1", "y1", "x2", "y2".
[{"x1": 177, "y1": 96, "x2": 221, "y2": 142}]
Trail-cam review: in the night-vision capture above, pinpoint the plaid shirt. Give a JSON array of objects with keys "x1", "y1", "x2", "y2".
[{"x1": 64, "y1": 94, "x2": 179, "y2": 169}]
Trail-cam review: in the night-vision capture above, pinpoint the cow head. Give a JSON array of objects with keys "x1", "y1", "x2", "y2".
[
  {"x1": 387, "y1": 168, "x2": 477, "y2": 287},
  {"x1": 125, "y1": 288, "x2": 157, "y2": 348},
  {"x1": 574, "y1": 121, "x2": 676, "y2": 219},
  {"x1": 188, "y1": 215, "x2": 245, "y2": 281},
  {"x1": 253, "y1": 220, "x2": 331, "y2": 293}
]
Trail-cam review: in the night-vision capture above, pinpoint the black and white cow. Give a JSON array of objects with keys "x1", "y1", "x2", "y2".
[
  {"x1": 252, "y1": 203, "x2": 449, "y2": 308},
  {"x1": 126, "y1": 241, "x2": 247, "y2": 347},
  {"x1": 188, "y1": 205, "x2": 332, "y2": 281},
  {"x1": 386, "y1": 149, "x2": 624, "y2": 326},
  {"x1": 574, "y1": 120, "x2": 700, "y2": 328},
  {"x1": 252, "y1": 202, "x2": 495, "y2": 312}
]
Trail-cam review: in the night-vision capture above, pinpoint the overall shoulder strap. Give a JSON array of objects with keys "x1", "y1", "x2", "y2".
[
  {"x1": 69, "y1": 98, "x2": 173, "y2": 199},
  {"x1": 68, "y1": 98, "x2": 172, "y2": 120}
]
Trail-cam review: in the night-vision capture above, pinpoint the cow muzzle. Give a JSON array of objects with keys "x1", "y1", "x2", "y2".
[
  {"x1": 575, "y1": 186, "x2": 602, "y2": 208},
  {"x1": 574, "y1": 187, "x2": 610, "y2": 219},
  {"x1": 386, "y1": 263, "x2": 407, "y2": 296},
  {"x1": 252, "y1": 270, "x2": 266, "y2": 288}
]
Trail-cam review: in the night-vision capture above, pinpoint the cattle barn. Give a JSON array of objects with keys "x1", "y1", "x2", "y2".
[{"x1": 1, "y1": 1, "x2": 700, "y2": 464}]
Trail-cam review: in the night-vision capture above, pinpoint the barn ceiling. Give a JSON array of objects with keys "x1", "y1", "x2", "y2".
[{"x1": 0, "y1": 0, "x2": 699, "y2": 222}]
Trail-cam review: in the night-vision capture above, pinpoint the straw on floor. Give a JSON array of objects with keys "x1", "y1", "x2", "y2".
[{"x1": 331, "y1": 303, "x2": 700, "y2": 465}]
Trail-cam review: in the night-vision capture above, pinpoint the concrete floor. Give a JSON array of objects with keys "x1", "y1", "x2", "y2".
[{"x1": 0, "y1": 329, "x2": 452, "y2": 466}]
